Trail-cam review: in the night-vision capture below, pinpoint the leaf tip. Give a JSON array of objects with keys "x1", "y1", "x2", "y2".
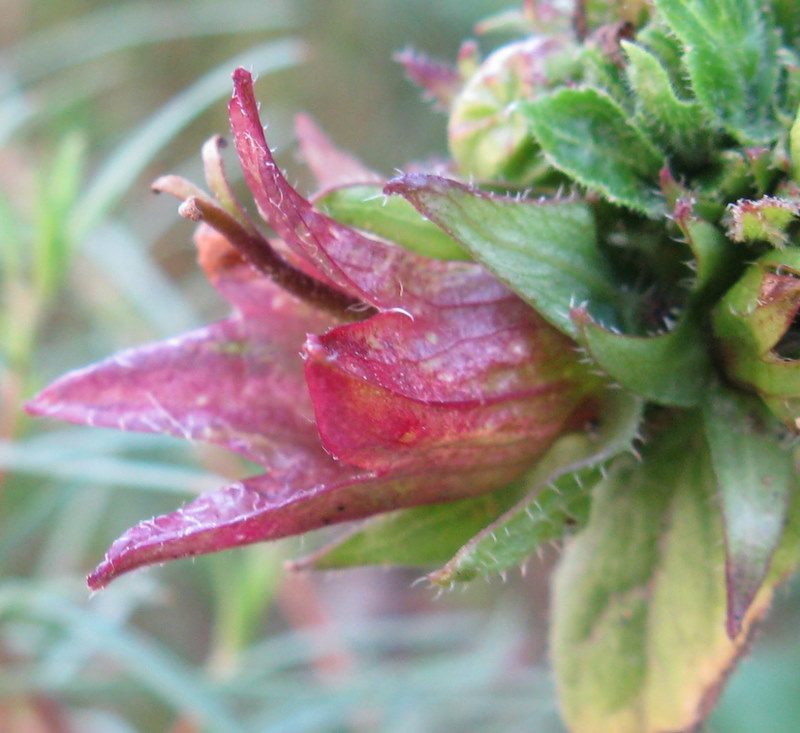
[{"x1": 725, "y1": 562, "x2": 760, "y2": 640}]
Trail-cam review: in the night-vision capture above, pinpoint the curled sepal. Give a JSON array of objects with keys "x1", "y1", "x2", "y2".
[
  {"x1": 385, "y1": 173, "x2": 619, "y2": 338},
  {"x1": 724, "y1": 196, "x2": 799, "y2": 248},
  {"x1": 303, "y1": 304, "x2": 599, "y2": 474},
  {"x1": 712, "y1": 249, "x2": 800, "y2": 427},
  {"x1": 229, "y1": 68, "x2": 496, "y2": 316},
  {"x1": 427, "y1": 389, "x2": 643, "y2": 585},
  {"x1": 672, "y1": 200, "x2": 737, "y2": 302},
  {"x1": 573, "y1": 306, "x2": 712, "y2": 407},
  {"x1": 551, "y1": 413, "x2": 786, "y2": 733},
  {"x1": 702, "y1": 379, "x2": 795, "y2": 638}
]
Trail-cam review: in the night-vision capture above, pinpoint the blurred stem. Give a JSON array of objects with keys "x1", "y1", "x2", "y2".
[
  {"x1": 0, "y1": 283, "x2": 43, "y2": 490},
  {"x1": 275, "y1": 575, "x2": 375, "y2": 733},
  {"x1": 276, "y1": 573, "x2": 356, "y2": 685},
  {"x1": 206, "y1": 543, "x2": 283, "y2": 678},
  {"x1": 0, "y1": 135, "x2": 84, "y2": 493},
  {"x1": 573, "y1": 0, "x2": 587, "y2": 40}
]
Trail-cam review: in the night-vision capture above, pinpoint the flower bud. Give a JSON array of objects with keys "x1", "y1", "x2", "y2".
[
  {"x1": 448, "y1": 35, "x2": 580, "y2": 182},
  {"x1": 712, "y1": 249, "x2": 800, "y2": 428}
]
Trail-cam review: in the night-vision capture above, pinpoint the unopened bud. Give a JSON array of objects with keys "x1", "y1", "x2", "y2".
[{"x1": 448, "y1": 35, "x2": 580, "y2": 182}]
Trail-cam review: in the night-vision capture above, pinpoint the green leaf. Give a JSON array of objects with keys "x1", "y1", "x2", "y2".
[
  {"x1": 676, "y1": 211, "x2": 737, "y2": 301},
  {"x1": 428, "y1": 389, "x2": 644, "y2": 585},
  {"x1": 702, "y1": 379, "x2": 795, "y2": 637},
  {"x1": 551, "y1": 414, "x2": 768, "y2": 733},
  {"x1": 521, "y1": 88, "x2": 666, "y2": 215},
  {"x1": 33, "y1": 133, "x2": 86, "y2": 296},
  {"x1": 635, "y1": 19, "x2": 692, "y2": 96},
  {"x1": 385, "y1": 174, "x2": 620, "y2": 338},
  {"x1": 314, "y1": 184, "x2": 469, "y2": 260},
  {"x1": 574, "y1": 306, "x2": 712, "y2": 407},
  {"x1": 790, "y1": 101, "x2": 800, "y2": 183},
  {"x1": 772, "y1": 0, "x2": 800, "y2": 50},
  {"x1": 429, "y1": 474, "x2": 592, "y2": 585},
  {"x1": 622, "y1": 41, "x2": 714, "y2": 166},
  {"x1": 655, "y1": 0, "x2": 780, "y2": 144},
  {"x1": 290, "y1": 481, "x2": 526, "y2": 571}
]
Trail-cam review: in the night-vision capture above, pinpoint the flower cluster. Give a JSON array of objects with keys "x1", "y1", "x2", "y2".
[{"x1": 28, "y1": 3, "x2": 800, "y2": 731}]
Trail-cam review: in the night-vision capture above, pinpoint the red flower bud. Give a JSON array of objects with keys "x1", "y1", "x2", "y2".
[{"x1": 27, "y1": 70, "x2": 601, "y2": 589}]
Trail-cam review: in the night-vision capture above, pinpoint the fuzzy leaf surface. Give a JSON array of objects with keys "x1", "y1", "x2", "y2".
[
  {"x1": 521, "y1": 88, "x2": 665, "y2": 215},
  {"x1": 622, "y1": 41, "x2": 714, "y2": 166},
  {"x1": 655, "y1": 0, "x2": 780, "y2": 143},
  {"x1": 386, "y1": 173, "x2": 618, "y2": 338}
]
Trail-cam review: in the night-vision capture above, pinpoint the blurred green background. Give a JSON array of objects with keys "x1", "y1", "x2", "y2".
[{"x1": 1, "y1": 1, "x2": 799, "y2": 731}]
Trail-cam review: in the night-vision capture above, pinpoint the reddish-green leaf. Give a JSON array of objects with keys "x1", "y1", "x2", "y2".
[
  {"x1": 291, "y1": 481, "x2": 527, "y2": 571},
  {"x1": 386, "y1": 173, "x2": 618, "y2": 338},
  {"x1": 702, "y1": 379, "x2": 795, "y2": 637},
  {"x1": 552, "y1": 414, "x2": 773, "y2": 733}
]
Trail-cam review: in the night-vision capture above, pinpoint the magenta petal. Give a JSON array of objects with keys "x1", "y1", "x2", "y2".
[
  {"x1": 229, "y1": 68, "x2": 503, "y2": 315},
  {"x1": 87, "y1": 451, "x2": 528, "y2": 589},
  {"x1": 295, "y1": 114, "x2": 382, "y2": 191},
  {"x1": 304, "y1": 305, "x2": 591, "y2": 472},
  {"x1": 26, "y1": 316, "x2": 321, "y2": 467}
]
